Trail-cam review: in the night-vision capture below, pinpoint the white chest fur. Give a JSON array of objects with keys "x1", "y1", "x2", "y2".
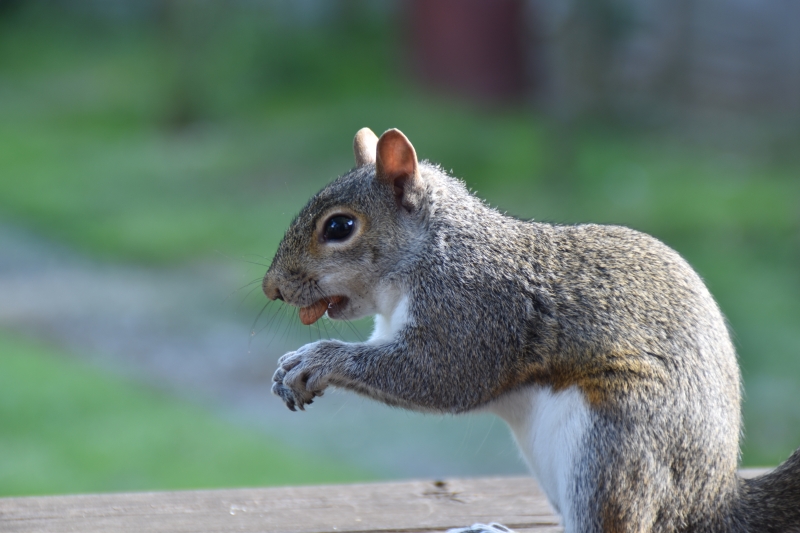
[
  {"x1": 369, "y1": 291, "x2": 409, "y2": 344},
  {"x1": 488, "y1": 386, "x2": 592, "y2": 527}
]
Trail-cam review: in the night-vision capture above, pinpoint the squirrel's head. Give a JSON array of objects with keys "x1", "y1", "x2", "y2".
[{"x1": 263, "y1": 127, "x2": 427, "y2": 325}]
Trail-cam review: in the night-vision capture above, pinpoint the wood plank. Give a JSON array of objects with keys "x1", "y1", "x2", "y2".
[
  {"x1": 0, "y1": 477, "x2": 558, "y2": 533},
  {"x1": 0, "y1": 470, "x2": 770, "y2": 533}
]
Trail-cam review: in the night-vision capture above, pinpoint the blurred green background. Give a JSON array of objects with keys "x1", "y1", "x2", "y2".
[{"x1": 0, "y1": 0, "x2": 798, "y2": 497}]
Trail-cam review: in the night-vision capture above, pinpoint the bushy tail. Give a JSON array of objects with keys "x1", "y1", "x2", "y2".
[{"x1": 737, "y1": 447, "x2": 800, "y2": 532}]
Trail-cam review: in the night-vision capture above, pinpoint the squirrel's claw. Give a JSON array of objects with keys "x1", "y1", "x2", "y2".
[
  {"x1": 271, "y1": 380, "x2": 298, "y2": 411},
  {"x1": 272, "y1": 346, "x2": 327, "y2": 411},
  {"x1": 274, "y1": 343, "x2": 332, "y2": 410}
]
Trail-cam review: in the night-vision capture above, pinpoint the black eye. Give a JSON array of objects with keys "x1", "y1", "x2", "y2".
[{"x1": 322, "y1": 215, "x2": 355, "y2": 241}]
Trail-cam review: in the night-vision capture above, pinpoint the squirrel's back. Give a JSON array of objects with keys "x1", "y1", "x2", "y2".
[{"x1": 416, "y1": 161, "x2": 798, "y2": 532}]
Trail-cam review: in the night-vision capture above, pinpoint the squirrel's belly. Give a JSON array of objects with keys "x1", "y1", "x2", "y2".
[{"x1": 488, "y1": 385, "x2": 592, "y2": 523}]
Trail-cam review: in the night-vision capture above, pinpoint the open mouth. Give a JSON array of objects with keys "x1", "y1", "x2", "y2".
[{"x1": 298, "y1": 295, "x2": 348, "y2": 325}]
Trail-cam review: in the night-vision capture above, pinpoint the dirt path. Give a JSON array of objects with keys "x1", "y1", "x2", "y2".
[{"x1": 0, "y1": 223, "x2": 525, "y2": 479}]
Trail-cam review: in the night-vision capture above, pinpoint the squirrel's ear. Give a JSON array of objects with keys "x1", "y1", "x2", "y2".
[
  {"x1": 353, "y1": 127, "x2": 379, "y2": 166},
  {"x1": 376, "y1": 128, "x2": 423, "y2": 212}
]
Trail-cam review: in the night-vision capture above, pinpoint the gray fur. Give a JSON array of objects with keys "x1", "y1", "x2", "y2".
[{"x1": 263, "y1": 133, "x2": 800, "y2": 533}]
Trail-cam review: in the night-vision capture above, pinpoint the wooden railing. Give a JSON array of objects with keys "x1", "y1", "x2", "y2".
[{"x1": 0, "y1": 470, "x2": 769, "y2": 533}]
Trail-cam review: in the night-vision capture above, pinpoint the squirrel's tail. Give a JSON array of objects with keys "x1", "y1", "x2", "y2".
[{"x1": 735, "y1": 446, "x2": 800, "y2": 532}]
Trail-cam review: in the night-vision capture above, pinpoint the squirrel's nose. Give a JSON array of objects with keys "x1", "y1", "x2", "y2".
[{"x1": 262, "y1": 277, "x2": 283, "y2": 301}]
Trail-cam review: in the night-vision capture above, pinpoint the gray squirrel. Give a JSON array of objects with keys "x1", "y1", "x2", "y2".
[{"x1": 263, "y1": 127, "x2": 800, "y2": 533}]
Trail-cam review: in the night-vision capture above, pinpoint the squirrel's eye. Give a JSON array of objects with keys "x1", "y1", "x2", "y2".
[{"x1": 322, "y1": 215, "x2": 355, "y2": 242}]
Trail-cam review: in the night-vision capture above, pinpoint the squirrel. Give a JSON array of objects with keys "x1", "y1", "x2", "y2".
[{"x1": 263, "y1": 127, "x2": 800, "y2": 533}]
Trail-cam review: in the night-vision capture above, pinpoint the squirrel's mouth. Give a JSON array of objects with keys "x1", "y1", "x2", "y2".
[{"x1": 298, "y1": 295, "x2": 348, "y2": 325}]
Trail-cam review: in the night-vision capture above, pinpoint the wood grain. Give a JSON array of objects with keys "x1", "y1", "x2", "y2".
[{"x1": 0, "y1": 470, "x2": 769, "y2": 533}]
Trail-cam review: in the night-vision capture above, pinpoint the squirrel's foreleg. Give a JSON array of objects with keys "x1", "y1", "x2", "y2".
[{"x1": 272, "y1": 335, "x2": 493, "y2": 413}]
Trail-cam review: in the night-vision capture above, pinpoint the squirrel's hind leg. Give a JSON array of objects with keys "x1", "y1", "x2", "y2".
[{"x1": 447, "y1": 523, "x2": 515, "y2": 533}]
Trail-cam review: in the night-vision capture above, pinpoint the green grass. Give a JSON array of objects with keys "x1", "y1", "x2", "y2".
[{"x1": 0, "y1": 332, "x2": 369, "y2": 497}]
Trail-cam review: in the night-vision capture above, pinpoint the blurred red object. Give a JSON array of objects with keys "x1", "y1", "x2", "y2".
[{"x1": 408, "y1": 0, "x2": 531, "y2": 103}]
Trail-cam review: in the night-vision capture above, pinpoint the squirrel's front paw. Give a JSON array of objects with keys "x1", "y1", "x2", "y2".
[{"x1": 271, "y1": 342, "x2": 333, "y2": 411}]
